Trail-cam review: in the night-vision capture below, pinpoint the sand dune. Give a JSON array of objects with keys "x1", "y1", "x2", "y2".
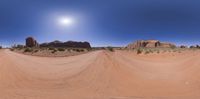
[{"x1": 0, "y1": 49, "x2": 200, "y2": 99}]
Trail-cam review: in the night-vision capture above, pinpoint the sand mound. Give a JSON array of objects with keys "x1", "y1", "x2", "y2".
[{"x1": 0, "y1": 49, "x2": 200, "y2": 99}]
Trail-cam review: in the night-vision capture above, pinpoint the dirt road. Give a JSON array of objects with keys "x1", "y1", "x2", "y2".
[{"x1": 0, "y1": 49, "x2": 200, "y2": 99}]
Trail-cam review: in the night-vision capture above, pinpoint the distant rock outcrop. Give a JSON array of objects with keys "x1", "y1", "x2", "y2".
[
  {"x1": 127, "y1": 40, "x2": 176, "y2": 49},
  {"x1": 26, "y1": 37, "x2": 39, "y2": 47},
  {"x1": 160, "y1": 42, "x2": 176, "y2": 48},
  {"x1": 190, "y1": 46, "x2": 196, "y2": 48},
  {"x1": 180, "y1": 45, "x2": 188, "y2": 48},
  {"x1": 196, "y1": 45, "x2": 200, "y2": 48},
  {"x1": 40, "y1": 40, "x2": 91, "y2": 48},
  {"x1": 189, "y1": 45, "x2": 200, "y2": 49}
]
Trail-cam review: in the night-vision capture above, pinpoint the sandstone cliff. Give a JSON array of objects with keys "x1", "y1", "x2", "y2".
[{"x1": 127, "y1": 40, "x2": 176, "y2": 49}]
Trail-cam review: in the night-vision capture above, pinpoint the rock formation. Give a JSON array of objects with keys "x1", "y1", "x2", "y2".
[
  {"x1": 40, "y1": 40, "x2": 91, "y2": 48},
  {"x1": 160, "y1": 42, "x2": 176, "y2": 48},
  {"x1": 26, "y1": 37, "x2": 39, "y2": 47},
  {"x1": 189, "y1": 45, "x2": 200, "y2": 49},
  {"x1": 196, "y1": 45, "x2": 200, "y2": 48},
  {"x1": 127, "y1": 40, "x2": 176, "y2": 49},
  {"x1": 180, "y1": 45, "x2": 187, "y2": 48},
  {"x1": 190, "y1": 46, "x2": 196, "y2": 48}
]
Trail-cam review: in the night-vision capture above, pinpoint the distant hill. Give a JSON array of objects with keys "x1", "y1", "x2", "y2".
[
  {"x1": 40, "y1": 40, "x2": 91, "y2": 48},
  {"x1": 25, "y1": 37, "x2": 91, "y2": 48}
]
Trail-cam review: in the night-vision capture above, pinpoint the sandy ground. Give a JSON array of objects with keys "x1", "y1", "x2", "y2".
[
  {"x1": 13, "y1": 48, "x2": 89, "y2": 57},
  {"x1": 1, "y1": 49, "x2": 200, "y2": 99}
]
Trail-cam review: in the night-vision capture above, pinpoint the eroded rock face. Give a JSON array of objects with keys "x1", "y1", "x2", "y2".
[
  {"x1": 26, "y1": 37, "x2": 39, "y2": 47},
  {"x1": 40, "y1": 40, "x2": 91, "y2": 48},
  {"x1": 127, "y1": 40, "x2": 176, "y2": 49},
  {"x1": 160, "y1": 42, "x2": 176, "y2": 48}
]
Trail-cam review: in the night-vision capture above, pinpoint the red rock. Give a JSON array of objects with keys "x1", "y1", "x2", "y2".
[
  {"x1": 127, "y1": 40, "x2": 176, "y2": 49},
  {"x1": 26, "y1": 37, "x2": 39, "y2": 47}
]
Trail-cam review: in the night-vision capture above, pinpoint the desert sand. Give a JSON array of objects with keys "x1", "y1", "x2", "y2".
[{"x1": 0, "y1": 49, "x2": 200, "y2": 99}]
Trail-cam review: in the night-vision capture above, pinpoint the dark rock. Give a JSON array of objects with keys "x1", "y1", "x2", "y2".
[
  {"x1": 40, "y1": 40, "x2": 91, "y2": 48},
  {"x1": 26, "y1": 37, "x2": 39, "y2": 47},
  {"x1": 190, "y1": 46, "x2": 196, "y2": 48},
  {"x1": 196, "y1": 45, "x2": 200, "y2": 48},
  {"x1": 180, "y1": 45, "x2": 187, "y2": 48},
  {"x1": 189, "y1": 45, "x2": 200, "y2": 49}
]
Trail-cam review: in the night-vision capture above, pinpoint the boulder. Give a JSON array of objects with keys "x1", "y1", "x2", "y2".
[
  {"x1": 26, "y1": 37, "x2": 39, "y2": 47},
  {"x1": 127, "y1": 40, "x2": 176, "y2": 49}
]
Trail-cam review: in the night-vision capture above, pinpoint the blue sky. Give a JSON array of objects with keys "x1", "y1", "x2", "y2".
[{"x1": 0, "y1": 0, "x2": 200, "y2": 47}]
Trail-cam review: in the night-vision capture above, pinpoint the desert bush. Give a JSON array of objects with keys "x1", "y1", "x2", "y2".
[
  {"x1": 10, "y1": 48, "x2": 14, "y2": 51},
  {"x1": 157, "y1": 50, "x2": 160, "y2": 53},
  {"x1": 16, "y1": 45, "x2": 24, "y2": 49},
  {"x1": 149, "y1": 50, "x2": 153, "y2": 53},
  {"x1": 51, "y1": 49, "x2": 57, "y2": 53},
  {"x1": 72, "y1": 49, "x2": 76, "y2": 51},
  {"x1": 75, "y1": 49, "x2": 81, "y2": 52},
  {"x1": 79, "y1": 49, "x2": 84, "y2": 52},
  {"x1": 101, "y1": 47, "x2": 106, "y2": 50},
  {"x1": 34, "y1": 49, "x2": 39, "y2": 53},
  {"x1": 107, "y1": 47, "x2": 114, "y2": 52},
  {"x1": 67, "y1": 49, "x2": 71, "y2": 52},
  {"x1": 88, "y1": 48, "x2": 92, "y2": 51},
  {"x1": 48, "y1": 47, "x2": 55, "y2": 50},
  {"x1": 70, "y1": 48, "x2": 86, "y2": 52},
  {"x1": 83, "y1": 49, "x2": 88, "y2": 52},
  {"x1": 145, "y1": 50, "x2": 150, "y2": 54},
  {"x1": 24, "y1": 48, "x2": 33, "y2": 52},
  {"x1": 57, "y1": 48, "x2": 65, "y2": 51},
  {"x1": 137, "y1": 49, "x2": 142, "y2": 54}
]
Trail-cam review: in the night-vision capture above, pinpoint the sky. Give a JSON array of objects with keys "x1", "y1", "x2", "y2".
[{"x1": 0, "y1": 0, "x2": 200, "y2": 47}]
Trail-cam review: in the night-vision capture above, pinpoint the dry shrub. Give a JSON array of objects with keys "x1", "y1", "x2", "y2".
[{"x1": 24, "y1": 48, "x2": 33, "y2": 52}]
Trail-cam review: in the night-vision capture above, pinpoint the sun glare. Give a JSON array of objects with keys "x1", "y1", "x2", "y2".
[{"x1": 58, "y1": 17, "x2": 74, "y2": 26}]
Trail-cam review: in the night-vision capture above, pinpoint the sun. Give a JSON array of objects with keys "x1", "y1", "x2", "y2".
[{"x1": 58, "y1": 17, "x2": 74, "y2": 26}]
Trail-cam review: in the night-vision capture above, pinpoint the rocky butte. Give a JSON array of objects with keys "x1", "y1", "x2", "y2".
[
  {"x1": 40, "y1": 40, "x2": 91, "y2": 48},
  {"x1": 26, "y1": 37, "x2": 39, "y2": 47},
  {"x1": 25, "y1": 37, "x2": 91, "y2": 48},
  {"x1": 126, "y1": 40, "x2": 176, "y2": 49}
]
